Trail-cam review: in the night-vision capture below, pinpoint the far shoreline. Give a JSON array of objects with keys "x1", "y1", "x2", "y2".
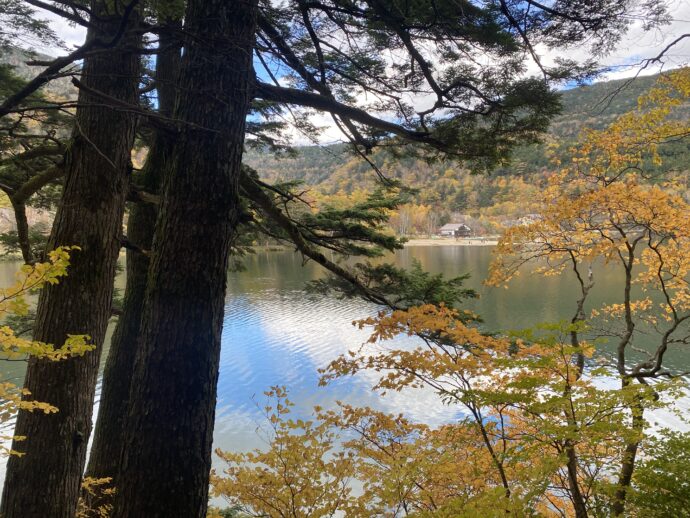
[{"x1": 404, "y1": 237, "x2": 498, "y2": 247}]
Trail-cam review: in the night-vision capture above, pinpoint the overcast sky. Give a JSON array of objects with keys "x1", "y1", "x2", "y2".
[{"x1": 30, "y1": 0, "x2": 690, "y2": 144}]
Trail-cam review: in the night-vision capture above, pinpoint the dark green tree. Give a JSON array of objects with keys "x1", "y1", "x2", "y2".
[{"x1": 0, "y1": 1, "x2": 141, "y2": 517}]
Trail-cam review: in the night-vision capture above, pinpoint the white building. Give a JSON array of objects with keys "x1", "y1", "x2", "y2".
[{"x1": 438, "y1": 223, "x2": 472, "y2": 237}]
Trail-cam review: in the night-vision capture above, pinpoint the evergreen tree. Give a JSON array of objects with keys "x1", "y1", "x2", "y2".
[
  {"x1": 110, "y1": 1, "x2": 259, "y2": 515},
  {"x1": 86, "y1": 18, "x2": 182, "y2": 486},
  {"x1": 0, "y1": 1, "x2": 141, "y2": 517}
]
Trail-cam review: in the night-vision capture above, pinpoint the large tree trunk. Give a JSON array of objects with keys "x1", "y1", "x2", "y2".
[
  {"x1": 86, "y1": 23, "x2": 181, "y2": 482},
  {"x1": 112, "y1": 1, "x2": 258, "y2": 516},
  {"x1": 0, "y1": 3, "x2": 140, "y2": 517}
]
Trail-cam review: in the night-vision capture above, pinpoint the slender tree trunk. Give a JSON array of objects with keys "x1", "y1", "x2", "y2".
[
  {"x1": 564, "y1": 439, "x2": 588, "y2": 518},
  {"x1": 10, "y1": 199, "x2": 34, "y2": 264},
  {"x1": 112, "y1": 1, "x2": 258, "y2": 516},
  {"x1": 564, "y1": 307, "x2": 588, "y2": 518},
  {"x1": 611, "y1": 383, "x2": 645, "y2": 516},
  {"x1": 0, "y1": 3, "x2": 140, "y2": 517},
  {"x1": 86, "y1": 23, "x2": 181, "y2": 482}
]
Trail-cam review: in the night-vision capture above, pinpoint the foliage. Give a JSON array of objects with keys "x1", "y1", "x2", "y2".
[
  {"x1": 211, "y1": 387, "x2": 364, "y2": 517},
  {"x1": 0, "y1": 246, "x2": 91, "y2": 456},
  {"x1": 0, "y1": 49, "x2": 73, "y2": 264},
  {"x1": 260, "y1": 182, "x2": 408, "y2": 258},
  {"x1": 308, "y1": 259, "x2": 477, "y2": 311},
  {"x1": 76, "y1": 477, "x2": 116, "y2": 518},
  {"x1": 245, "y1": 71, "x2": 690, "y2": 235},
  {"x1": 629, "y1": 429, "x2": 690, "y2": 517},
  {"x1": 486, "y1": 67, "x2": 690, "y2": 514},
  {"x1": 488, "y1": 69, "x2": 690, "y2": 379},
  {"x1": 206, "y1": 506, "x2": 248, "y2": 518},
  {"x1": 0, "y1": 1, "x2": 60, "y2": 51},
  {"x1": 212, "y1": 69, "x2": 690, "y2": 518},
  {"x1": 214, "y1": 307, "x2": 685, "y2": 516},
  {"x1": 0, "y1": 225, "x2": 49, "y2": 259}
]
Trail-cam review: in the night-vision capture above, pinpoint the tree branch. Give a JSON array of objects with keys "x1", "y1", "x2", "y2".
[{"x1": 254, "y1": 81, "x2": 434, "y2": 145}]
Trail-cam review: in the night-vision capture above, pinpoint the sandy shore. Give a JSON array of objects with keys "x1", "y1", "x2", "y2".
[{"x1": 404, "y1": 237, "x2": 498, "y2": 247}]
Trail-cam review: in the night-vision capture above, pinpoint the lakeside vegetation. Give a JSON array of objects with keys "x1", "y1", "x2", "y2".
[{"x1": 0, "y1": 1, "x2": 688, "y2": 517}]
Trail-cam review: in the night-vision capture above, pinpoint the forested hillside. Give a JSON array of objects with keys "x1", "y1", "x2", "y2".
[
  {"x1": 246, "y1": 73, "x2": 690, "y2": 234},
  {"x1": 1, "y1": 47, "x2": 76, "y2": 100},
  {"x1": 4, "y1": 47, "x2": 688, "y2": 234}
]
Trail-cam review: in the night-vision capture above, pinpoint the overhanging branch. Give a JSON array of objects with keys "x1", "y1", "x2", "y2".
[{"x1": 254, "y1": 81, "x2": 437, "y2": 146}]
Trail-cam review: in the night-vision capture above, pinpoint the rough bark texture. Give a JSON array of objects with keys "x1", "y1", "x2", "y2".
[
  {"x1": 10, "y1": 199, "x2": 33, "y2": 264},
  {"x1": 86, "y1": 24, "x2": 180, "y2": 482},
  {"x1": 564, "y1": 439, "x2": 588, "y2": 518},
  {"x1": 112, "y1": 1, "x2": 258, "y2": 516},
  {"x1": 0, "y1": 3, "x2": 140, "y2": 517}
]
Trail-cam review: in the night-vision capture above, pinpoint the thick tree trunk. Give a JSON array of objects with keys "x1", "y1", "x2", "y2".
[
  {"x1": 86, "y1": 24, "x2": 180, "y2": 482},
  {"x1": 0, "y1": 3, "x2": 140, "y2": 517},
  {"x1": 112, "y1": 1, "x2": 258, "y2": 516}
]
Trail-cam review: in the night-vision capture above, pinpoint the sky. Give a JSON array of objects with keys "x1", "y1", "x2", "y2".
[{"x1": 30, "y1": 0, "x2": 690, "y2": 145}]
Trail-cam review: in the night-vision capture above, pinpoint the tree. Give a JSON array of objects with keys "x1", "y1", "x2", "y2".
[
  {"x1": 212, "y1": 69, "x2": 690, "y2": 518},
  {"x1": 487, "y1": 68, "x2": 690, "y2": 515},
  {"x1": 213, "y1": 302, "x2": 686, "y2": 516},
  {"x1": 0, "y1": 247, "x2": 109, "y2": 517},
  {"x1": 211, "y1": 387, "x2": 364, "y2": 517},
  {"x1": 86, "y1": 17, "x2": 182, "y2": 484},
  {"x1": 0, "y1": 1, "x2": 141, "y2": 516},
  {"x1": 0, "y1": 75, "x2": 69, "y2": 264},
  {"x1": 0, "y1": 247, "x2": 90, "y2": 457},
  {"x1": 213, "y1": 307, "x2": 686, "y2": 516},
  {"x1": 629, "y1": 430, "x2": 690, "y2": 517},
  {"x1": 110, "y1": 1, "x2": 259, "y2": 515}
]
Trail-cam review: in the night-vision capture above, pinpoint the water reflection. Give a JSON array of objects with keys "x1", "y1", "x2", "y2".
[
  {"x1": 0, "y1": 245, "x2": 687, "y2": 461},
  {"x1": 215, "y1": 246, "x2": 689, "y2": 452}
]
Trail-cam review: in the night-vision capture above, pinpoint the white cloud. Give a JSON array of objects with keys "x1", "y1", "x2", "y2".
[{"x1": 34, "y1": 11, "x2": 87, "y2": 55}]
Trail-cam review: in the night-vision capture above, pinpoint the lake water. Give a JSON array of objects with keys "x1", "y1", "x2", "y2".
[
  {"x1": 214, "y1": 245, "x2": 689, "y2": 454},
  {"x1": 0, "y1": 245, "x2": 688, "y2": 473}
]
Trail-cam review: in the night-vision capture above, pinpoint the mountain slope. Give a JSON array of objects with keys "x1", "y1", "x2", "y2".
[{"x1": 245, "y1": 72, "x2": 690, "y2": 190}]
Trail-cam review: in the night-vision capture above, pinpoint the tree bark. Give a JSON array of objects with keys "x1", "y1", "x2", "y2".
[
  {"x1": 10, "y1": 199, "x2": 34, "y2": 264},
  {"x1": 611, "y1": 382, "x2": 645, "y2": 516},
  {"x1": 564, "y1": 438, "x2": 588, "y2": 518},
  {"x1": 0, "y1": 2, "x2": 140, "y2": 517},
  {"x1": 86, "y1": 22, "x2": 180, "y2": 483},
  {"x1": 112, "y1": 1, "x2": 258, "y2": 516}
]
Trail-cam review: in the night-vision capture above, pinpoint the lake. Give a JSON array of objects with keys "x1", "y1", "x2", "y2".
[
  {"x1": 214, "y1": 245, "x2": 689, "y2": 453},
  {"x1": 0, "y1": 245, "x2": 688, "y2": 473}
]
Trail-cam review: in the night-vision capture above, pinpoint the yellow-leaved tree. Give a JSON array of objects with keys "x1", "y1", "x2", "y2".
[
  {"x1": 210, "y1": 69, "x2": 690, "y2": 518},
  {"x1": 487, "y1": 67, "x2": 690, "y2": 515}
]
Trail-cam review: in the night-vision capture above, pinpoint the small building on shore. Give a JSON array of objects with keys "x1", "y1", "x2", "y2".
[{"x1": 438, "y1": 223, "x2": 472, "y2": 238}]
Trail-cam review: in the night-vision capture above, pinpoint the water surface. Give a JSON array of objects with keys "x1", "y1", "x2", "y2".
[{"x1": 0, "y1": 246, "x2": 687, "y2": 467}]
